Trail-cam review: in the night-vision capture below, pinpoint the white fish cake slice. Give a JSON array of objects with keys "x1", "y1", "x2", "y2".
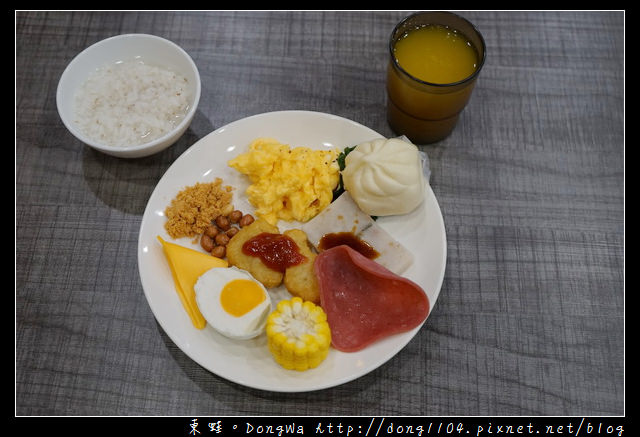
[
  {"x1": 302, "y1": 191, "x2": 371, "y2": 247},
  {"x1": 301, "y1": 192, "x2": 413, "y2": 275},
  {"x1": 358, "y1": 222, "x2": 414, "y2": 275}
]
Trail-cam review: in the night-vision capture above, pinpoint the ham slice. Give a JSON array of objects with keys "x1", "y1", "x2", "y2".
[{"x1": 314, "y1": 245, "x2": 430, "y2": 352}]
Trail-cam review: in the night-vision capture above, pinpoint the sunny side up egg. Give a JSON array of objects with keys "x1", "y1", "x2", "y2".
[{"x1": 194, "y1": 266, "x2": 272, "y2": 340}]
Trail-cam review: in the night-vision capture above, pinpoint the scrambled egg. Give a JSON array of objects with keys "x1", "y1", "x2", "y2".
[{"x1": 228, "y1": 138, "x2": 340, "y2": 225}]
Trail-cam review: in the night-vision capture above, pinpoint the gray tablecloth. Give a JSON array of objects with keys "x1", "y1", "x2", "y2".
[{"x1": 16, "y1": 10, "x2": 624, "y2": 417}]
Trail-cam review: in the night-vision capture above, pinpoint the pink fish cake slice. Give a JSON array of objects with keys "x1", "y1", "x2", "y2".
[{"x1": 314, "y1": 245, "x2": 430, "y2": 352}]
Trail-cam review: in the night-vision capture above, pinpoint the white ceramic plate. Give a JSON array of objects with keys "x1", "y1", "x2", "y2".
[{"x1": 137, "y1": 110, "x2": 447, "y2": 392}]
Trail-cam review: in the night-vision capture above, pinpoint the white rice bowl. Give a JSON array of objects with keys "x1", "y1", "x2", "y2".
[
  {"x1": 56, "y1": 34, "x2": 201, "y2": 158},
  {"x1": 74, "y1": 59, "x2": 191, "y2": 148}
]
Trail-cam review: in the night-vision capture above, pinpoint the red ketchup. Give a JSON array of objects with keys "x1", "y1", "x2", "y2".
[{"x1": 242, "y1": 232, "x2": 307, "y2": 272}]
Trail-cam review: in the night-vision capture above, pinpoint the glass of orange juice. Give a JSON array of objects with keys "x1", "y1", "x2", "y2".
[{"x1": 387, "y1": 11, "x2": 486, "y2": 144}]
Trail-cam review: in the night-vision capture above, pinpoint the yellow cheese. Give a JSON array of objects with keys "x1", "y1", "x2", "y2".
[{"x1": 157, "y1": 236, "x2": 228, "y2": 329}]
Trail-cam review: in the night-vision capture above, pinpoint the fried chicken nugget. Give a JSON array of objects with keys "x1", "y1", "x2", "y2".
[
  {"x1": 226, "y1": 218, "x2": 284, "y2": 288},
  {"x1": 283, "y1": 229, "x2": 320, "y2": 304}
]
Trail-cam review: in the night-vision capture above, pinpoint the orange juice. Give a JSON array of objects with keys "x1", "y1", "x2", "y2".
[
  {"x1": 393, "y1": 24, "x2": 478, "y2": 84},
  {"x1": 386, "y1": 12, "x2": 485, "y2": 144}
]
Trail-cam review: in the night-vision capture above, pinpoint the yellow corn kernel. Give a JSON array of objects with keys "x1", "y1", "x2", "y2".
[{"x1": 266, "y1": 297, "x2": 331, "y2": 371}]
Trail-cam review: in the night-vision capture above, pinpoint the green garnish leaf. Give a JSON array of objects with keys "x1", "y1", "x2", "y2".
[{"x1": 332, "y1": 145, "x2": 357, "y2": 201}]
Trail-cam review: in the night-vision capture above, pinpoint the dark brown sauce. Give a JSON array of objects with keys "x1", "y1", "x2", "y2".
[
  {"x1": 318, "y1": 232, "x2": 380, "y2": 259},
  {"x1": 242, "y1": 232, "x2": 307, "y2": 272}
]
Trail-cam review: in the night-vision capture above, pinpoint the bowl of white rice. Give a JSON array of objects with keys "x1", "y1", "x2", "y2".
[{"x1": 56, "y1": 34, "x2": 201, "y2": 158}]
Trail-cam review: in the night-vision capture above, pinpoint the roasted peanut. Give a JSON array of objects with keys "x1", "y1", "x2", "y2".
[
  {"x1": 198, "y1": 209, "x2": 251, "y2": 258},
  {"x1": 200, "y1": 234, "x2": 215, "y2": 252},
  {"x1": 211, "y1": 245, "x2": 226, "y2": 258},
  {"x1": 204, "y1": 224, "x2": 219, "y2": 238},
  {"x1": 239, "y1": 214, "x2": 254, "y2": 227},
  {"x1": 228, "y1": 210, "x2": 243, "y2": 223},
  {"x1": 215, "y1": 232, "x2": 230, "y2": 246}
]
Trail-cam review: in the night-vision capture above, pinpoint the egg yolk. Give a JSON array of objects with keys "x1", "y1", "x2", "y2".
[{"x1": 220, "y1": 279, "x2": 266, "y2": 317}]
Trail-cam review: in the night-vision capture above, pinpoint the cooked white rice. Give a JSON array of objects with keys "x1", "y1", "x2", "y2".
[{"x1": 74, "y1": 59, "x2": 191, "y2": 148}]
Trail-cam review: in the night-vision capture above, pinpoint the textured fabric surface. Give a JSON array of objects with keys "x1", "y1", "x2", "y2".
[{"x1": 16, "y1": 10, "x2": 624, "y2": 416}]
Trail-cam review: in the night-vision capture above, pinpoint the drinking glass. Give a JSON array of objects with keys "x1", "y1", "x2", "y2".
[{"x1": 386, "y1": 11, "x2": 486, "y2": 144}]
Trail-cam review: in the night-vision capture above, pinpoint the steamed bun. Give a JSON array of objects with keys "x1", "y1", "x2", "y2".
[{"x1": 341, "y1": 138, "x2": 425, "y2": 216}]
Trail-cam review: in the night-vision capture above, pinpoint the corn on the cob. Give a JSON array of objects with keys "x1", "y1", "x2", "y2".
[{"x1": 266, "y1": 297, "x2": 331, "y2": 371}]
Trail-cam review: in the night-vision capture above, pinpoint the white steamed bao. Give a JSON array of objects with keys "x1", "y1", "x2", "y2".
[{"x1": 341, "y1": 137, "x2": 426, "y2": 216}]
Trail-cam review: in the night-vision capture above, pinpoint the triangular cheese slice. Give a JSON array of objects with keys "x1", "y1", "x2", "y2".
[{"x1": 157, "y1": 236, "x2": 228, "y2": 329}]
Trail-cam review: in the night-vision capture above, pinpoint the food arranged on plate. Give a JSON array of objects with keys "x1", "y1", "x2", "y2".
[
  {"x1": 341, "y1": 137, "x2": 426, "y2": 217},
  {"x1": 228, "y1": 138, "x2": 340, "y2": 225},
  {"x1": 301, "y1": 191, "x2": 414, "y2": 275},
  {"x1": 157, "y1": 135, "x2": 430, "y2": 371},
  {"x1": 195, "y1": 266, "x2": 272, "y2": 340},
  {"x1": 164, "y1": 177, "x2": 234, "y2": 240},
  {"x1": 266, "y1": 297, "x2": 331, "y2": 371},
  {"x1": 157, "y1": 236, "x2": 228, "y2": 329},
  {"x1": 314, "y1": 245, "x2": 429, "y2": 352}
]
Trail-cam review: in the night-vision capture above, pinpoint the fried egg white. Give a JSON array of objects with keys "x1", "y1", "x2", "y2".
[{"x1": 194, "y1": 266, "x2": 272, "y2": 340}]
